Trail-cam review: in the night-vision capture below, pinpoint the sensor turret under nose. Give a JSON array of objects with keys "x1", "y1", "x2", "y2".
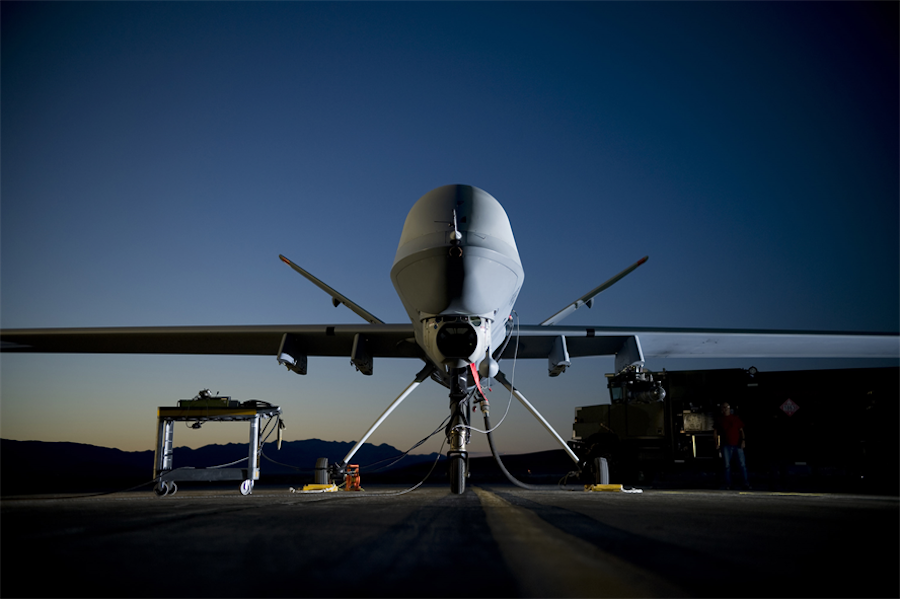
[
  {"x1": 437, "y1": 322, "x2": 478, "y2": 359},
  {"x1": 422, "y1": 316, "x2": 491, "y2": 368}
]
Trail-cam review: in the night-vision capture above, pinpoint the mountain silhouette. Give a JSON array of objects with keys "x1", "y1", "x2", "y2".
[{"x1": 0, "y1": 438, "x2": 444, "y2": 494}]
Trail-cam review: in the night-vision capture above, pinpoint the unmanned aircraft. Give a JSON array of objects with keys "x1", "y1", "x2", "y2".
[{"x1": 3, "y1": 185, "x2": 898, "y2": 493}]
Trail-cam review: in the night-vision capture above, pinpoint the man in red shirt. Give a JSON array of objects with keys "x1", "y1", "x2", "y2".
[{"x1": 714, "y1": 402, "x2": 750, "y2": 489}]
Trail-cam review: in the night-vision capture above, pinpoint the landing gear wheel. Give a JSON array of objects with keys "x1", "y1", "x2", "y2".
[
  {"x1": 240, "y1": 479, "x2": 254, "y2": 496},
  {"x1": 450, "y1": 455, "x2": 466, "y2": 495},
  {"x1": 154, "y1": 481, "x2": 172, "y2": 497},
  {"x1": 168, "y1": 482, "x2": 178, "y2": 496}
]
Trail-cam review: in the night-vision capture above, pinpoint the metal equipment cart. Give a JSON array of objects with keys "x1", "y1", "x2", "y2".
[{"x1": 153, "y1": 397, "x2": 282, "y2": 496}]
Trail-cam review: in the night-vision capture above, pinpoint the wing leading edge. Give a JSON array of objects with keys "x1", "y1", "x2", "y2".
[
  {"x1": 0, "y1": 325, "x2": 419, "y2": 358},
  {"x1": 503, "y1": 325, "x2": 900, "y2": 376}
]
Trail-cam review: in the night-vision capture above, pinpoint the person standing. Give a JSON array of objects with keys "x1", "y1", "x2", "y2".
[{"x1": 715, "y1": 402, "x2": 750, "y2": 489}]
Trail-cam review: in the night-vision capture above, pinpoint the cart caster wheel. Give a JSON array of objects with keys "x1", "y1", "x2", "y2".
[{"x1": 240, "y1": 480, "x2": 253, "y2": 496}]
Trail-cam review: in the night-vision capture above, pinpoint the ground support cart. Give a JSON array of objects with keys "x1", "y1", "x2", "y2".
[{"x1": 153, "y1": 403, "x2": 282, "y2": 496}]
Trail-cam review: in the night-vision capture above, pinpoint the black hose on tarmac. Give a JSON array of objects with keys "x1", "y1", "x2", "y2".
[{"x1": 483, "y1": 413, "x2": 545, "y2": 490}]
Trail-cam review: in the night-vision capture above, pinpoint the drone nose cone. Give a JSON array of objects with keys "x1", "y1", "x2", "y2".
[
  {"x1": 393, "y1": 249, "x2": 520, "y2": 316},
  {"x1": 391, "y1": 185, "x2": 524, "y2": 318}
]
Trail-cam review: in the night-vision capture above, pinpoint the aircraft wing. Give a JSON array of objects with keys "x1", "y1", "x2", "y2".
[
  {"x1": 504, "y1": 325, "x2": 900, "y2": 375},
  {"x1": 0, "y1": 325, "x2": 421, "y2": 359},
  {"x1": 3, "y1": 324, "x2": 896, "y2": 377}
]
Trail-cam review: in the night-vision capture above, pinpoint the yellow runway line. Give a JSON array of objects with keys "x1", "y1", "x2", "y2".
[{"x1": 473, "y1": 487, "x2": 686, "y2": 598}]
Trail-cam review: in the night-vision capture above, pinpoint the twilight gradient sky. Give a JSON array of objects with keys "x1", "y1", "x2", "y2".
[{"x1": 2, "y1": 2, "x2": 897, "y2": 455}]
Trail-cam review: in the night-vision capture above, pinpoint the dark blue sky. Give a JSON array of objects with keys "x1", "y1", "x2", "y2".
[{"x1": 2, "y1": 2, "x2": 897, "y2": 453}]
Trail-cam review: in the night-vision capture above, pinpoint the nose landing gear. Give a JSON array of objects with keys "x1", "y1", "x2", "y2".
[{"x1": 447, "y1": 367, "x2": 470, "y2": 495}]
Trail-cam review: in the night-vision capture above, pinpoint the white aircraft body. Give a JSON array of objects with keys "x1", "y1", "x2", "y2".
[{"x1": 3, "y1": 184, "x2": 898, "y2": 493}]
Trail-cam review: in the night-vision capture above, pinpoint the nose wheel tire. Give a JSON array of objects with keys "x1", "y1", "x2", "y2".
[
  {"x1": 154, "y1": 481, "x2": 177, "y2": 497},
  {"x1": 450, "y1": 454, "x2": 467, "y2": 495},
  {"x1": 240, "y1": 479, "x2": 254, "y2": 495}
]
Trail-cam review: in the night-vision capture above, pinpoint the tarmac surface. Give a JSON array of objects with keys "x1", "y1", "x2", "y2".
[{"x1": 2, "y1": 484, "x2": 897, "y2": 598}]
